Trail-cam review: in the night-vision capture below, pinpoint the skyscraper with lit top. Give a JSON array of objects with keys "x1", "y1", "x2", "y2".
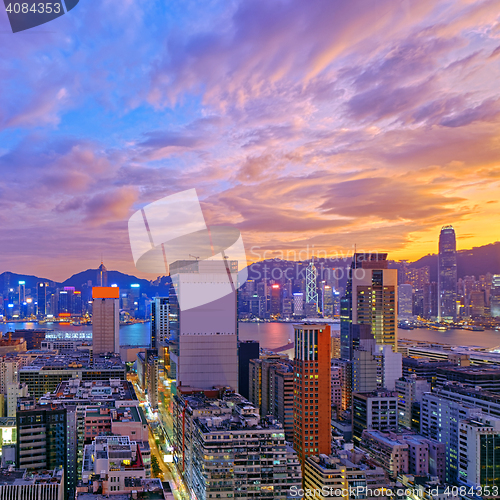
[{"x1": 438, "y1": 226, "x2": 457, "y2": 321}]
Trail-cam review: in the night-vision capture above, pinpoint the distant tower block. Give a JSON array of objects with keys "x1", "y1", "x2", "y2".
[
  {"x1": 97, "y1": 260, "x2": 108, "y2": 287},
  {"x1": 306, "y1": 260, "x2": 318, "y2": 314}
]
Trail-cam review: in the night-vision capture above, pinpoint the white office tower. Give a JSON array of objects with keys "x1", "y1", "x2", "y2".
[
  {"x1": 170, "y1": 259, "x2": 239, "y2": 391},
  {"x1": 128, "y1": 189, "x2": 247, "y2": 392}
]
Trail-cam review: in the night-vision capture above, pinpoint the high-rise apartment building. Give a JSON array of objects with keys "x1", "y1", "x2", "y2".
[
  {"x1": 169, "y1": 260, "x2": 238, "y2": 391},
  {"x1": 438, "y1": 226, "x2": 457, "y2": 321},
  {"x1": 248, "y1": 355, "x2": 294, "y2": 441},
  {"x1": 173, "y1": 391, "x2": 301, "y2": 499},
  {"x1": 293, "y1": 323, "x2": 331, "y2": 466},
  {"x1": 92, "y1": 287, "x2": 120, "y2": 355},
  {"x1": 331, "y1": 359, "x2": 352, "y2": 412},
  {"x1": 146, "y1": 349, "x2": 159, "y2": 410},
  {"x1": 458, "y1": 414, "x2": 500, "y2": 488},
  {"x1": 81, "y1": 435, "x2": 146, "y2": 493},
  {"x1": 150, "y1": 296, "x2": 169, "y2": 349},
  {"x1": 16, "y1": 399, "x2": 68, "y2": 489},
  {"x1": 341, "y1": 253, "x2": 397, "y2": 360}
]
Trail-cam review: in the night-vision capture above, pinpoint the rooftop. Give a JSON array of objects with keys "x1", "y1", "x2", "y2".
[
  {"x1": 19, "y1": 351, "x2": 125, "y2": 371},
  {"x1": 437, "y1": 365, "x2": 500, "y2": 376},
  {"x1": 39, "y1": 378, "x2": 137, "y2": 403},
  {"x1": 0, "y1": 468, "x2": 63, "y2": 486}
]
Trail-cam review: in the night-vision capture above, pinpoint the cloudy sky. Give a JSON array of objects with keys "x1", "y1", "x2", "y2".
[{"x1": 1, "y1": 0, "x2": 499, "y2": 281}]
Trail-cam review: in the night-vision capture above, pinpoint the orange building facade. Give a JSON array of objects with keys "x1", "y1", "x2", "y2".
[{"x1": 293, "y1": 323, "x2": 332, "y2": 467}]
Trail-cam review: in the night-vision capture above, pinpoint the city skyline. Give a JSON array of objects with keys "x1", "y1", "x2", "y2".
[
  {"x1": 1, "y1": 0, "x2": 499, "y2": 280},
  {"x1": 3, "y1": 1, "x2": 500, "y2": 497},
  {"x1": 0, "y1": 232, "x2": 497, "y2": 284}
]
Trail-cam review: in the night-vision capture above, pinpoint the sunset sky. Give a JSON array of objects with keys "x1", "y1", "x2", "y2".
[{"x1": 1, "y1": 0, "x2": 500, "y2": 281}]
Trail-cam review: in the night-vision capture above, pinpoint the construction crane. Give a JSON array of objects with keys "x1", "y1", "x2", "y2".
[{"x1": 189, "y1": 254, "x2": 200, "y2": 260}]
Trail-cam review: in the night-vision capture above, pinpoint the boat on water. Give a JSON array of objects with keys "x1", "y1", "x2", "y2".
[
  {"x1": 430, "y1": 324, "x2": 448, "y2": 331},
  {"x1": 398, "y1": 323, "x2": 414, "y2": 330},
  {"x1": 463, "y1": 325, "x2": 485, "y2": 331}
]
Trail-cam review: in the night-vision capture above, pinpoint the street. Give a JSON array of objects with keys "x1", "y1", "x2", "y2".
[{"x1": 128, "y1": 372, "x2": 191, "y2": 500}]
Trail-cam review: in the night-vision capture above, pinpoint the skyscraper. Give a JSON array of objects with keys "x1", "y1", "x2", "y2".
[
  {"x1": 398, "y1": 284, "x2": 413, "y2": 318},
  {"x1": 341, "y1": 253, "x2": 398, "y2": 359},
  {"x1": 37, "y1": 281, "x2": 48, "y2": 318},
  {"x1": 92, "y1": 286, "x2": 120, "y2": 355},
  {"x1": 237, "y1": 340, "x2": 259, "y2": 399},
  {"x1": 293, "y1": 323, "x2": 331, "y2": 466},
  {"x1": 169, "y1": 259, "x2": 238, "y2": 391},
  {"x1": 150, "y1": 296, "x2": 176, "y2": 349},
  {"x1": 490, "y1": 275, "x2": 500, "y2": 317},
  {"x1": 438, "y1": 226, "x2": 457, "y2": 321},
  {"x1": 97, "y1": 261, "x2": 108, "y2": 287},
  {"x1": 270, "y1": 284, "x2": 281, "y2": 316}
]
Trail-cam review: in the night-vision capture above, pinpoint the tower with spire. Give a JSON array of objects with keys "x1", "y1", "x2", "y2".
[{"x1": 97, "y1": 260, "x2": 108, "y2": 287}]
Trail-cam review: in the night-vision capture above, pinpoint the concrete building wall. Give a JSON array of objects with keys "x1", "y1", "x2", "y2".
[{"x1": 92, "y1": 297, "x2": 119, "y2": 355}]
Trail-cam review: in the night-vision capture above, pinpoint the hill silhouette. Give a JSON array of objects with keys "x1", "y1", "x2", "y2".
[
  {"x1": 0, "y1": 268, "x2": 172, "y2": 296},
  {"x1": 1, "y1": 241, "x2": 499, "y2": 295}
]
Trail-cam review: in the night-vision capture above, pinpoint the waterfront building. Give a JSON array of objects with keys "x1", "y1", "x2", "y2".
[
  {"x1": 91, "y1": 287, "x2": 120, "y2": 355},
  {"x1": 438, "y1": 226, "x2": 457, "y2": 321}
]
